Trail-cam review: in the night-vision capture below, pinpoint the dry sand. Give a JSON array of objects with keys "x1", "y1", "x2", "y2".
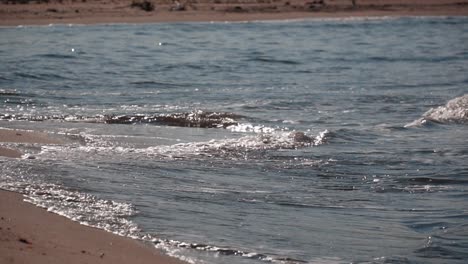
[
  {"x1": 0, "y1": 0, "x2": 467, "y2": 26},
  {"x1": 0, "y1": 189, "x2": 185, "y2": 264}
]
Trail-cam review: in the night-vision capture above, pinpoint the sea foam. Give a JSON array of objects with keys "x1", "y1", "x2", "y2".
[{"x1": 406, "y1": 94, "x2": 468, "y2": 127}]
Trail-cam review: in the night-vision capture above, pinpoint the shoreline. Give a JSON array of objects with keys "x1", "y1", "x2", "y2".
[
  {"x1": 1, "y1": 11, "x2": 466, "y2": 263},
  {"x1": 0, "y1": 128, "x2": 64, "y2": 158},
  {"x1": 0, "y1": 128, "x2": 186, "y2": 263},
  {"x1": 1, "y1": 0, "x2": 467, "y2": 26},
  {"x1": 0, "y1": 189, "x2": 185, "y2": 264}
]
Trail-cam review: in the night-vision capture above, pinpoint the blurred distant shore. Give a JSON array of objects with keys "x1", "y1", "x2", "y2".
[{"x1": 1, "y1": 0, "x2": 468, "y2": 26}]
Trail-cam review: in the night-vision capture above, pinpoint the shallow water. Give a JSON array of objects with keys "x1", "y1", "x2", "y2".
[{"x1": 1, "y1": 17, "x2": 468, "y2": 263}]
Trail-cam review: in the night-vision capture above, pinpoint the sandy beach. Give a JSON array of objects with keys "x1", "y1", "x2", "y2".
[
  {"x1": 0, "y1": 128, "x2": 185, "y2": 263},
  {"x1": 1, "y1": 2, "x2": 467, "y2": 262},
  {"x1": 0, "y1": 189, "x2": 185, "y2": 264},
  {"x1": 1, "y1": 0, "x2": 468, "y2": 26}
]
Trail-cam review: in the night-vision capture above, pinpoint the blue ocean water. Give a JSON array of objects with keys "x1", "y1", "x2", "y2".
[{"x1": 1, "y1": 16, "x2": 468, "y2": 264}]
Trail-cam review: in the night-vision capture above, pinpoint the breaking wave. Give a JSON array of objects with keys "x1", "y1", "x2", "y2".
[
  {"x1": 0, "y1": 110, "x2": 243, "y2": 129},
  {"x1": 0, "y1": 89, "x2": 20, "y2": 96},
  {"x1": 103, "y1": 111, "x2": 243, "y2": 128},
  {"x1": 406, "y1": 94, "x2": 468, "y2": 127},
  {"x1": 1, "y1": 128, "x2": 329, "y2": 264},
  {"x1": 152, "y1": 238, "x2": 307, "y2": 264},
  {"x1": 147, "y1": 130, "x2": 329, "y2": 159},
  {"x1": 40, "y1": 130, "x2": 330, "y2": 161}
]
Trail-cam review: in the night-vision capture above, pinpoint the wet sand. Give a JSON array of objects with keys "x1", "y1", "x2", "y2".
[
  {"x1": 1, "y1": 0, "x2": 467, "y2": 26},
  {"x1": 0, "y1": 147, "x2": 22, "y2": 158},
  {"x1": 0, "y1": 189, "x2": 185, "y2": 264},
  {"x1": 0, "y1": 128, "x2": 63, "y2": 144},
  {"x1": 0, "y1": 128, "x2": 63, "y2": 158}
]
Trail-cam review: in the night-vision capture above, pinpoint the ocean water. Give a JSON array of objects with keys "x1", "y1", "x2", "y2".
[{"x1": 1, "y1": 16, "x2": 468, "y2": 264}]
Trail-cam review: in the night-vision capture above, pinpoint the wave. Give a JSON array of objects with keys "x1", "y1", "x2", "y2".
[
  {"x1": 249, "y1": 56, "x2": 301, "y2": 65},
  {"x1": 3, "y1": 130, "x2": 330, "y2": 264},
  {"x1": 153, "y1": 238, "x2": 307, "y2": 264},
  {"x1": 103, "y1": 111, "x2": 242, "y2": 128},
  {"x1": 406, "y1": 94, "x2": 468, "y2": 127},
  {"x1": 0, "y1": 110, "x2": 243, "y2": 129},
  {"x1": 413, "y1": 223, "x2": 468, "y2": 262},
  {"x1": 227, "y1": 123, "x2": 277, "y2": 133},
  {"x1": 130, "y1": 80, "x2": 183, "y2": 88},
  {"x1": 368, "y1": 55, "x2": 462, "y2": 63},
  {"x1": 35, "y1": 53, "x2": 76, "y2": 59},
  {"x1": 146, "y1": 130, "x2": 329, "y2": 159},
  {"x1": 0, "y1": 179, "x2": 309, "y2": 264},
  {"x1": 39, "y1": 130, "x2": 330, "y2": 162},
  {"x1": 13, "y1": 72, "x2": 68, "y2": 81},
  {"x1": 0, "y1": 89, "x2": 20, "y2": 96}
]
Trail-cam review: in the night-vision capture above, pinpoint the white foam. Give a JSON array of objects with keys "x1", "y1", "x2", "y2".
[
  {"x1": 423, "y1": 94, "x2": 468, "y2": 123},
  {"x1": 0, "y1": 181, "x2": 139, "y2": 238},
  {"x1": 406, "y1": 94, "x2": 468, "y2": 127},
  {"x1": 227, "y1": 123, "x2": 277, "y2": 133},
  {"x1": 147, "y1": 130, "x2": 327, "y2": 158},
  {"x1": 38, "y1": 129, "x2": 330, "y2": 162}
]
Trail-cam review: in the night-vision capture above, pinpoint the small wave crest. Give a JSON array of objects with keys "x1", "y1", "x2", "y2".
[
  {"x1": 0, "y1": 89, "x2": 20, "y2": 96},
  {"x1": 227, "y1": 123, "x2": 277, "y2": 133},
  {"x1": 413, "y1": 223, "x2": 468, "y2": 261},
  {"x1": 39, "y1": 130, "x2": 330, "y2": 162},
  {"x1": 103, "y1": 110, "x2": 242, "y2": 128},
  {"x1": 146, "y1": 130, "x2": 329, "y2": 159},
  {"x1": 406, "y1": 94, "x2": 468, "y2": 127},
  {"x1": 0, "y1": 110, "x2": 243, "y2": 129},
  {"x1": 249, "y1": 56, "x2": 301, "y2": 65},
  {"x1": 152, "y1": 238, "x2": 307, "y2": 264}
]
